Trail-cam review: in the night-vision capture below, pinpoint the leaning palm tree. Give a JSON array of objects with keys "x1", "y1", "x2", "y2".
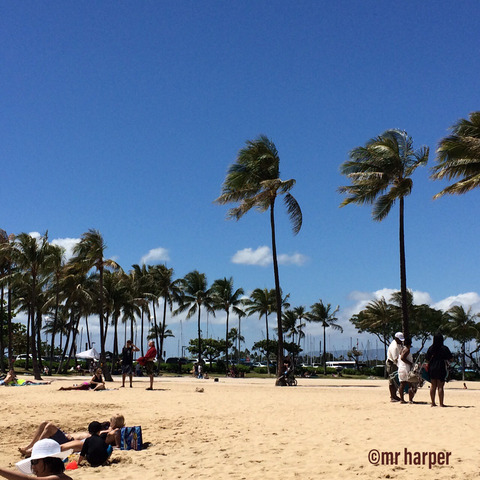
[
  {"x1": 215, "y1": 135, "x2": 302, "y2": 380},
  {"x1": 211, "y1": 277, "x2": 244, "y2": 370},
  {"x1": 339, "y1": 129, "x2": 429, "y2": 339},
  {"x1": 431, "y1": 111, "x2": 480, "y2": 198},
  {"x1": 70, "y1": 229, "x2": 119, "y2": 380},
  {"x1": 173, "y1": 270, "x2": 215, "y2": 364},
  {"x1": 307, "y1": 300, "x2": 342, "y2": 375}
]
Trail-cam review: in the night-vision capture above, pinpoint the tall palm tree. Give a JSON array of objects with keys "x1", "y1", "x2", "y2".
[
  {"x1": 150, "y1": 264, "x2": 182, "y2": 362},
  {"x1": 71, "y1": 229, "x2": 119, "y2": 380},
  {"x1": 431, "y1": 111, "x2": 480, "y2": 198},
  {"x1": 11, "y1": 232, "x2": 53, "y2": 379},
  {"x1": 173, "y1": 270, "x2": 215, "y2": 364},
  {"x1": 211, "y1": 277, "x2": 244, "y2": 370},
  {"x1": 245, "y1": 288, "x2": 276, "y2": 374},
  {"x1": 307, "y1": 300, "x2": 342, "y2": 375},
  {"x1": 339, "y1": 129, "x2": 429, "y2": 339},
  {"x1": 215, "y1": 135, "x2": 302, "y2": 380}
]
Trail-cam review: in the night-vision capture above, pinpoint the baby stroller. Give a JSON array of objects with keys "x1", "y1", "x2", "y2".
[
  {"x1": 390, "y1": 364, "x2": 424, "y2": 399},
  {"x1": 278, "y1": 366, "x2": 297, "y2": 386}
]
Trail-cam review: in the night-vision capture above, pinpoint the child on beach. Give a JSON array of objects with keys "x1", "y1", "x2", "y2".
[{"x1": 78, "y1": 422, "x2": 112, "y2": 467}]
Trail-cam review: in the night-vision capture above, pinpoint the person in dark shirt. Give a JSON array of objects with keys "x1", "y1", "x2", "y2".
[
  {"x1": 121, "y1": 340, "x2": 139, "y2": 388},
  {"x1": 79, "y1": 422, "x2": 111, "y2": 467},
  {"x1": 425, "y1": 333, "x2": 453, "y2": 407}
]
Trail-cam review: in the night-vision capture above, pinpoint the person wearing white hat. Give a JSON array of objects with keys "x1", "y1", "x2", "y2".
[
  {"x1": 386, "y1": 332, "x2": 405, "y2": 402},
  {"x1": 0, "y1": 439, "x2": 73, "y2": 480}
]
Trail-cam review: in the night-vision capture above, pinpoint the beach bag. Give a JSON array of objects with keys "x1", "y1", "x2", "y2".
[{"x1": 120, "y1": 426, "x2": 143, "y2": 451}]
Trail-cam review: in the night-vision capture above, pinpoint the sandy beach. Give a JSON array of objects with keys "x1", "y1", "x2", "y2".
[{"x1": 1, "y1": 375, "x2": 478, "y2": 480}]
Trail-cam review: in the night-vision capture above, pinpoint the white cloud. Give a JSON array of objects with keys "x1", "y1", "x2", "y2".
[
  {"x1": 231, "y1": 246, "x2": 308, "y2": 267},
  {"x1": 140, "y1": 247, "x2": 170, "y2": 265},
  {"x1": 344, "y1": 288, "x2": 479, "y2": 320},
  {"x1": 51, "y1": 237, "x2": 80, "y2": 261},
  {"x1": 432, "y1": 292, "x2": 480, "y2": 313},
  {"x1": 232, "y1": 246, "x2": 272, "y2": 266},
  {"x1": 278, "y1": 252, "x2": 309, "y2": 266}
]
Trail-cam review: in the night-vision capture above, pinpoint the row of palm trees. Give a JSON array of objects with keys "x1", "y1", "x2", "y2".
[{"x1": 0, "y1": 228, "x2": 344, "y2": 380}]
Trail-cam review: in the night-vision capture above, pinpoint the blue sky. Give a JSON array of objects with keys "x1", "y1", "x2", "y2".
[{"x1": 2, "y1": 2, "x2": 479, "y2": 358}]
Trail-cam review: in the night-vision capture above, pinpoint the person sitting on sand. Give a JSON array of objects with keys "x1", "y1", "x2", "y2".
[
  {"x1": 58, "y1": 368, "x2": 105, "y2": 391},
  {"x1": 19, "y1": 414, "x2": 125, "y2": 456},
  {"x1": 78, "y1": 422, "x2": 112, "y2": 467},
  {"x1": 1, "y1": 439, "x2": 73, "y2": 480}
]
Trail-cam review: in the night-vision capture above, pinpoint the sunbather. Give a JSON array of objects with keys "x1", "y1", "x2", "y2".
[{"x1": 58, "y1": 368, "x2": 105, "y2": 391}]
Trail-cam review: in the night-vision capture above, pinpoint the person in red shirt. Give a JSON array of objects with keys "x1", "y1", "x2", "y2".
[{"x1": 144, "y1": 340, "x2": 157, "y2": 390}]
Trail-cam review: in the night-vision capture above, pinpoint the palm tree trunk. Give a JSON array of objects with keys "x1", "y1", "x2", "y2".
[
  {"x1": 152, "y1": 301, "x2": 160, "y2": 360},
  {"x1": 399, "y1": 197, "x2": 409, "y2": 339},
  {"x1": 323, "y1": 324, "x2": 327, "y2": 375},
  {"x1": 197, "y1": 307, "x2": 202, "y2": 363},
  {"x1": 269, "y1": 202, "x2": 284, "y2": 381},
  {"x1": 265, "y1": 313, "x2": 270, "y2": 374},
  {"x1": 7, "y1": 277, "x2": 14, "y2": 369},
  {"x1": 49, "y1": 280, "x2": 60, "y2": 374},
  {"x1": 225, "y1": 310, "x2": 229, "y2": 370},
  {"x1": 159, "y1": 297, "x2": 168, "y2": 364},
  {"x1": 85, "y1": 315, "x2": 91, "y2": 348},
  {"x1": 98, "y1": 266, "x2": 112, "y2": 381}
]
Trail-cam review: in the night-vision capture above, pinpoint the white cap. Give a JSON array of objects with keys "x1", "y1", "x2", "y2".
[
  {"x1": 395, "y1": 332, "x2": 405, "y2": 342},
  {"x1": 16, "y1": 439, "x2": 72, "y2": 474}
]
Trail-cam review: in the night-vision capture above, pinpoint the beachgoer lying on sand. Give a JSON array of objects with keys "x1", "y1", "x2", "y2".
[
  {"x1": 58, "y1": 368, "x2": 105, "y2": 391},
  {"x1": 19, "y1": 414, "x2": 125, "y2": 456},
  {"x1": 1, "y1": 439, "x2": 73, "y2": 480},
  {"x1": 0, "y1": 370, "x2": 52, "y2": 387}
]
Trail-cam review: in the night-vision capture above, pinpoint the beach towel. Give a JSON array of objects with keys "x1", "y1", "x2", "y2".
[{"x1": 120, "y1": 426, "x2": 143, "y2": 451}]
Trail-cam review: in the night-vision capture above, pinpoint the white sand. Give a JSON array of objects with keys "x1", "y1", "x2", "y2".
[{"x1": 1, "y1": 375, "x2": 479, "y2": 479}]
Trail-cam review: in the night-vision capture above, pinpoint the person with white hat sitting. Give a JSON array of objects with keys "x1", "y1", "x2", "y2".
[
  {"x1": 386, "y1": 331, "x2": 405, "y2": 402},
  {"x1": 0, "y1": 439, "x2": 72, "y2": 480}
]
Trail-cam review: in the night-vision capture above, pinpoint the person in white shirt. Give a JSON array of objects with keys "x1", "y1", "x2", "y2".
[{"x1": 386, "y1": 331, "x2": 404, "y2": 402}]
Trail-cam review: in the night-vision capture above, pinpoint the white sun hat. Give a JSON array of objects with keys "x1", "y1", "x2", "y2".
[{"x1": 16, "y1": 439, "x2": 73, "y2": 474}]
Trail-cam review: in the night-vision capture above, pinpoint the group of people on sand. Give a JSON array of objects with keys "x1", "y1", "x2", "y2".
[
  {"x1": 57, "y1": 339, "x2": 157, "y2": 391},
  {"x1": 387, "y1": 331, "x2": 453, "y2": 407},
  {"x1": 0, "y1": 414, "x2": 127, "y2": 480}
]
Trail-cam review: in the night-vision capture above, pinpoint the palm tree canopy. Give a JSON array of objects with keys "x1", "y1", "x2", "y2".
[
  {"x1": 174, "y1": 270, "x2": 215, "y2": 319},
  {"x1": 431, "y1": 111, "x2": 480, "y2": 198},
  {"x1": 215, "y1": 135, "x2": 302, "y2": 234},
  {"x1": 211, "y1": 277, "x2": 245, "y2": 315},
  {"x1": 339, "y1": 129, "x2": 429, "y2": 221},
  {"x1": 308, "y1": 300, "x2": 342, "y2": 332}
]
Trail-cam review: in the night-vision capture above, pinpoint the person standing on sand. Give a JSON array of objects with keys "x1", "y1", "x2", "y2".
[
  {"x1": 144, "y1": 340, "x2": 157, "y2": 390},
  {"x1": 386, "y1": 332, "x2": 404, "y2": 402},
  {"x1": 397, "y1": 337, "x2": 414, "y2": 404},
  {"x1": 121, "y1": 340, "x2": 139, "y2": 388},
  {"x1": 1, "y1": 439, "x2": 73, "y2": 480},
  {"x1": 425, "y1": 333, "x2": 453, "y2": 407}
]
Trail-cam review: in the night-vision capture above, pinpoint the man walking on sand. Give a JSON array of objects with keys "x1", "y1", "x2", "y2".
[
  {"x1": 121, "y1": 340, "x2": 139, "y2": 388},
  {"x1": 144, "y1": 340, "x2": 157, "y2": 390},
  {"x1": 386, "y1": 332, "x2": 404, "y2": 402}
]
